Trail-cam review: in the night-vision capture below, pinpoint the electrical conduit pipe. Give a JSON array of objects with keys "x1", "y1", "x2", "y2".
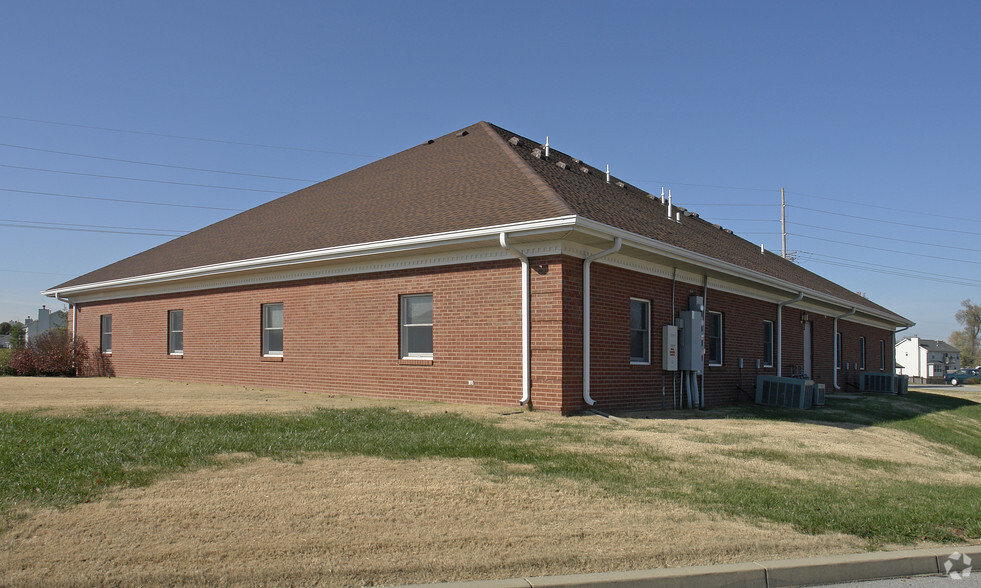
[
  {"x1": 583, "y1": 237, "x2": 623, "y2": 406},
  {"x1": 776, "y1": 292, "x2": 804, "y2": 377},
  {"x1": 499, "y1": 233, "x2": 531, "y2": 405},
  {"x1": 833, "y1": 307, "x2": 856, "y2": 390}
]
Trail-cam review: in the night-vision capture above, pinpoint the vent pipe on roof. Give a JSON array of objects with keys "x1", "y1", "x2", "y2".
[
  {"x1": 761, "y1": 243, "x2": 765, "y2": 254},
  {"x1": 544, "y1": 136, "x2": 549, "y2": 158},
  {"x1": 675, "y1": 212, "x2": 681, "y2": 223},
  {"x1": 660, "y1": 187, "x2": 666, "y2": 205},
  {"x1": 605, "y1": 164, "x2": 610, "y2": 184},
  {"x1": 668, "y1": 189, "x2": 673, "y2": 219}
]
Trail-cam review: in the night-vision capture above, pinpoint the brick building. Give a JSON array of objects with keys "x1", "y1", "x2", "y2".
[{"x1": 44, "y1": 122, "x2": 912, "y2": 413}]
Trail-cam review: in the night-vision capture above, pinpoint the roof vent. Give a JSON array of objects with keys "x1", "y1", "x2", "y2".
[
  {"x1": 556, "y1": 161, "x2": 568, "y2": 170},
  {"x1": 605, "y1": 164, "x2": 610, "y2": 184},
  {"x1": 580, "y1": 167, "x2": 590, "y2": 174},
  {"x1": 455, "y1": 130, "x2": 469, "y2": 137},
  {"x1": 544, "y1": 136, "x2": 549, "y2": 158},
  {"x1": 531, "y1": 148, "x2": 543, "y2": 159},
  {"x1": 615, "y1": 181, "x2": 626, "y2": 189},
  {"x1": 572, "y1": 158, "x2": 582, "y2": 165},
  {"x1": 676, "y1": 206, "x2": 687, "y2": 213},
  {"x1": 712, "y1": 223, "x2": 722, "y2": 230},
  {"x1": 724, "y1": 228, "x2": 733, "y2": 234},
  {"x1": 508, "y1": 136, "x2": 522, "y2": 146},
  {"x1": 426, "y1": 139, "x2": 435, "y2": 145}
]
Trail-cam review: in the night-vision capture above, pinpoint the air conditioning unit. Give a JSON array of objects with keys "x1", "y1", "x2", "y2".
[
  {"x1": 894, "y1": 375, "x2": 909, "y2": 395},
  {"x1": 813, "y1": 383, "x2": 826, "y2": 407},
  {"x1": 861, "y1": 372, "x2": 900, "y2": 394},
  {"x1": 756, "y1": 375, "x2": 814, "y2": 409}
]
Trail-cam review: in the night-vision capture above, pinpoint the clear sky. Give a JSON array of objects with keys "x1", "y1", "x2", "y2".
[{"x1": 2, "y1": 1, "x2": 979, "y2": 342}]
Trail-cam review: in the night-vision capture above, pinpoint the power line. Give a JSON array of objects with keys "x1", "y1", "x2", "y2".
[
  {"x1": 0, "y1": 268, "x2": 73, "y2": 277},
  {"x1": 0, "y1": 114, "x2": 382, "y2": 159},
  {"x1": 0, "y1": 222, "x2": 183, "y2": 237},
  {"x1": 791, "y1": 232, "x2": 981, "y2": 265},
  {"x1": 0, "y1": 163, "x2": 285, "y2": 194},
  {"x1": 799, "y1": 252, "x2": 981, "y2": 288},
  {"x1": 793, "y1": 221, "x2": 981, "y2": 253},
  {"x1": 623, "y1": 178, "x2": 777, "y2": 193},
  {"x1": 788, "y1": 204, "x2": 978, "y2": 235},
  {"x1": 0, "y1": 187, "x2": 246, "y2": 212},
  {"x1": 0, "y1": 142, "x2": 318, "y2": 182},
  {"x1": 0, "y1": 218, "x2": 185, "y2": 234},
  {"x1": 785, "y1": 189, "x2": 964, "y2": 222}
]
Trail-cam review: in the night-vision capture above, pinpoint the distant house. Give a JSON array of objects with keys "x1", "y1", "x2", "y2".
[
  {"x1": 895, "y1": 337, "x2": 960, "y2": 382},
  {"x1": 43, "y1": 121, "x2": 912, "y2": 413},
  {"x1": 25, "y1": 306, "x2": 66, "y2": 344},
  {"x1": 0, "y1": 334, "x2": 9, "y2": 349}
]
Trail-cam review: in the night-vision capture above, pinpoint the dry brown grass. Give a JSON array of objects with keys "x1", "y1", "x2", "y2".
[{"x1": 1, "y1": 377, "x2": 976, "y2": 587}]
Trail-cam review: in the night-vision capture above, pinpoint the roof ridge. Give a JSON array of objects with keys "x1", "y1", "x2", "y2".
[{"x1": 475, "y1": 122, "x2": 576, "y2": 218}]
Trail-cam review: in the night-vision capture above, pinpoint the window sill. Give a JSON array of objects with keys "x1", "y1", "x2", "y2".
[
  {"x1": 261, "y1": 356, "x2": 284, "y2": 362},
  {"x1": 630, "y1": 361, "x2": 651, "y2": 366},
  {"x1": 167, "y1": 353, "x2": 183, "y2": 359},
  {"x1": 399, "y1": 358, "x2": 433, "y2": 366}
]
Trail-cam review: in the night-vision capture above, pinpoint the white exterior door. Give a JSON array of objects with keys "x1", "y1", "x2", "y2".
[{"x1": 803, "y1": 321, "x2": 813, "y2": 379}]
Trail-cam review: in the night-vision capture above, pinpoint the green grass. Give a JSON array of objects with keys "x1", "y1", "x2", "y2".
[{"x1": 2, "y1": 389, "x2": 980, "y2": 545}]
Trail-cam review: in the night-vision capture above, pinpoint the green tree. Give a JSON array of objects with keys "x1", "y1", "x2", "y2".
[
  {"x1": 8, "y1": 323, "x2": 25, "y2": 349},
  {"x1": 0, "y1": 322, "x2": 10, "y2": 336},
  {"x1": 950, "y1": 299, "x2": 981, "y2": 367}
]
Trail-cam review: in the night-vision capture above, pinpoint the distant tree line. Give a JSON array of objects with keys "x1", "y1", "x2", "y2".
[{"x1": 948, "y1": 299, "x2": 981, "y2": 367}]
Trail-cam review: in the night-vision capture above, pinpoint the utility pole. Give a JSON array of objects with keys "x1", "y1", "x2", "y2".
[{"x1": 781, "y1": 187, "x2": 787, "y2": 259}]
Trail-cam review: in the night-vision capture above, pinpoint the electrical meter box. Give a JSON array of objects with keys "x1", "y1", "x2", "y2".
[
  {"x1": 662, "y1": 324, "x2": 679, "y2": 371},
  {"x1": 677, "y1": 310, "x2": 705, "y2": 373}
]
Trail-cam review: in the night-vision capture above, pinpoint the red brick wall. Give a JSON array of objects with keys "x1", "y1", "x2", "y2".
[
  {"x1": 585, "y1": 264, "x2": 896, "y2": 410},
  {"x1": 70, "y1": 254, "x2": 895, "y2": 414},
  {"x1": 73, "y1": 259, "x2": 544, "y2": 410}
]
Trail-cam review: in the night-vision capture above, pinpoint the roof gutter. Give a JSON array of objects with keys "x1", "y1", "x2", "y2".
[
  {"x1": 776, "y1": 291, "x2": 804, "y2": 377},
  {"x1": 583, "y1": 236, "x2": 622, "y2": 406},
  {"x1": 833, "y1": 307, "x2": 857, "y2": 390},
  {"x1": 499, "y1": 233, "x2": 531, "y2": 406}
]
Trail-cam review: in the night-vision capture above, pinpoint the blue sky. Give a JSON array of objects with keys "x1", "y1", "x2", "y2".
[{"x1": 2, "y1": 1, "x2": 979, "y2": 341}]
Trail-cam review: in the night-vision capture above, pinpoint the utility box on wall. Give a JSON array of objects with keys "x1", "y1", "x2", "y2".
[
  {"x1": 677, "y1": 310, "x2": 705, "y2": 373},
  {"x1": 662, "y1": 324, "x2": 679, "y2": 371}
]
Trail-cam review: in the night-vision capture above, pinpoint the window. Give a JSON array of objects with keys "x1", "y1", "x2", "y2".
[
  {"x1": 763, "y1": 320, "x2": 774, "y2": 367},
  {"x1": 168, "y1": 310, "x2": 184, "y2": 355},
  {"x1": 100, "y1": 314, "x2": 112, "y2": 353},
  {"x1": 262, "y1": 303, "x2": 283, "y2": 357},
  {"x1": 400, "y1": 294, "x2": 433, "y2": 359},
  {"x1": 707, "y1": 311, "x2": 723, "y2": 366},
  {"x1": 859, "y1": 337, "x2": 866, "y2": 370},
  {"x1": 836, "y1": 332, "x2": 843, "y2": 369},
  {"x1": 880, "y1": 340, "x2": 886, "y2": 371},
  {"x1": 629, "y1": 298, "x2": 650, "y2": 364}
]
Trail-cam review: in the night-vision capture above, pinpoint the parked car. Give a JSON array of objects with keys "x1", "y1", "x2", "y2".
[{"x1": 945, "y1": 369, "x2": 981, "y2": 386}]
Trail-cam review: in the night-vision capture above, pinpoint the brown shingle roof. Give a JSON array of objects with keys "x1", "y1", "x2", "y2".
[{"x1": 49, "y1": 121, "x2": 900, "y2": 319}]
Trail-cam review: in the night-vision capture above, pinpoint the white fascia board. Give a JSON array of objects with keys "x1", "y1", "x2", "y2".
[
  {"x1": 42, "y1": 215, "x2": 579, "y2": 299},
  {"x1": 571, "y1": 217, "x2": 913, "y2": 328}
]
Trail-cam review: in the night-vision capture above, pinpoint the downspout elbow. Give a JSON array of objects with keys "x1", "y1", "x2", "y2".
[{"x1": 583, "y1": 237, "x2": 623, "y2": 406}]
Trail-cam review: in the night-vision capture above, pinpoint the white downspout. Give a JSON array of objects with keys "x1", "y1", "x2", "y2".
[
  {"x1": 776, "y1": 292, "x2": 804, "y2": 377},
  {"x1": 833, "y1": 307, "x2": 856, "y2": 390},
  {"x1": 499, "y1": 233, "x2": 531, "y2": 406},
  {"x1": 583, "y1": 237, "x2": 623, "y2": 406},
  {"x1": 56, "y1": 294, "x2": 75, "y2": 345}
]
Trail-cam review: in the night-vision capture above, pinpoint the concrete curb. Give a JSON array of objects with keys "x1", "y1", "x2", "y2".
[{"x1": 401, "y1": 545, "x2": 981, "y2": 588}]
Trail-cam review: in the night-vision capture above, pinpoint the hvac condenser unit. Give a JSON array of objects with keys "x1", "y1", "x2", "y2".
[
  {"x1": 860, "y1": 372, "x2": 899, "y2": 394},
  {"x1": 813, "y1": 383, "x2": 826, "y2": 407},
  {"x1": 755, "y1": 375, "x2": 814, "y2": 409}
]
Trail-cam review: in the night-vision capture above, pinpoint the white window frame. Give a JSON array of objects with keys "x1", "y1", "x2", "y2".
[
  {"x1": 400, "y1": 294, "x2": 433, "y2": 359},
  {"x1": 763, "y1": 320, "x2": 774, "y2": 368},
  {"x1": 168, "y1": 310, "x2": 184, "y2": 355},
  {"x1": 629, "y1": 298, "x2": 651, "y2": 365},
  {"x1": 261, "y1": 303, "x2": 283, "y2": 357},
  {"x1": 100, "y1": 314, "x2": 112, "y2": 353},
  {"x1": 707, "y1": 311, "x2": 723, "y2": 366}
]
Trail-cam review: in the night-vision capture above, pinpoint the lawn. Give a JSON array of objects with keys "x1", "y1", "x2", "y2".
[{"x1": 1, "y1": 378, "x2": 979, "y2": 586}]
